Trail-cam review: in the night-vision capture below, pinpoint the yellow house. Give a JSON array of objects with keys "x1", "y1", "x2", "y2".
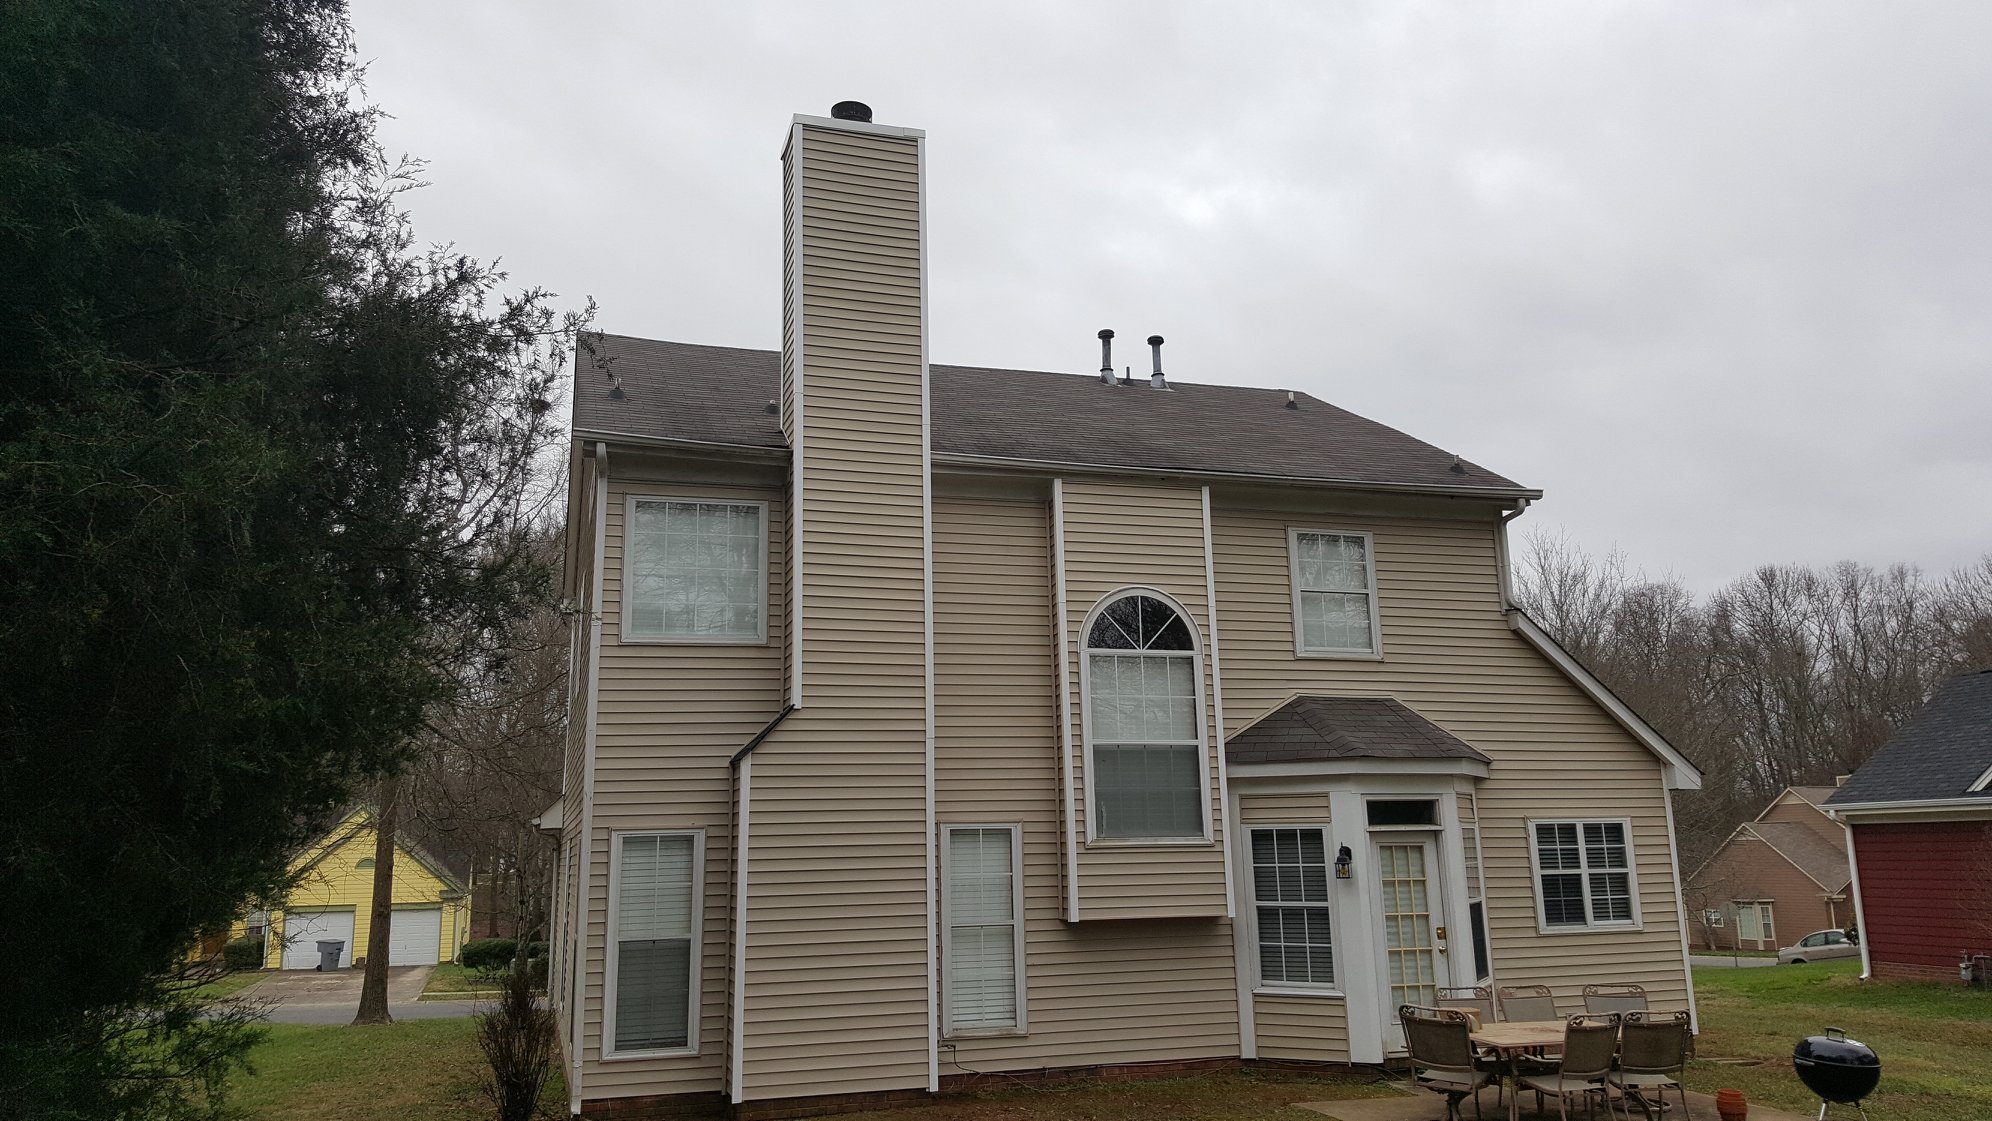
[{"x1": 243, "y1": 807, "x2": 472, "y2": 969}]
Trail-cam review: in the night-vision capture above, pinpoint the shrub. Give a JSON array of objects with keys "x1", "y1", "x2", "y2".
[
  {"x1": 524, "y1": 941, "x2": 548, "y2": 960},
  {"x1": 460, "y1": 938, "x2": 518, "y2": 972},
  {"x1": 477, "y1": 962, "x2": 559, "y2": 1121},
  {"x1": 221, "y1": 938, "x2": 264, "y2": 972}
]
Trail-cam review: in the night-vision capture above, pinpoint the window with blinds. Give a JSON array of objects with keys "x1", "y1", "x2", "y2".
[
  {"x1": 610, "y1": 832, "x2": 699, "y2": 1054},
  {"x1": 1084, "y1": 592, "x2": 1204, "y2": 840},
  {"x1": 1251, "y1": 827, "x2": 1336, "y2": 986},
  {"x1": 1530, "y1": 819, "x2": 1638, "y2": 930},
  {"x1": 623, "y1": 498, "x2": 765, "y2": 642},
  {"x1": 943, "y1": 826, "x2": 1023, "y2": 1034},
  {"x1": 1288, "y1": 529, "x2": 1379, "y2": 655}
]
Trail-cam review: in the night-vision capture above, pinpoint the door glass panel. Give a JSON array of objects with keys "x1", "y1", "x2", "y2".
[{"x1": 1379, "y1": 843, "x2": 1437, "y2": 1011}]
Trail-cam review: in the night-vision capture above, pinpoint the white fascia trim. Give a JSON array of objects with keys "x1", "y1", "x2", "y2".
[
  {"x1": 790, "y1": 113, "x2": 926, "y2": 140},
  {"x1": 1828, "y1": 796, "x2": 1992, "y2": 818},
  {"x1": 1202, "y1": 488, "x2": 1236, "y2": 921},
  {"x1": 1843, "y1": 824, "x2": 1871, "y2": 980},
  {"x1": 1662, "y1": 788, "x2": 1701, "y2": 1033},
  {"x1": 916, "y1": 131, "x2": 938, "y2": 1095},
  {"x1": 1050, "y1": 479, "x2": 1080, "y2": 922},
  {"x1": 570, "y1": 446, "x2": 608, "y2": 1115},
  {"x1": 1507, "y1": 610, "x2": 1702, "y2": 790},
  {"x1": 729, "y1": 757, "x2": 752, "y2": 1101},
  {"x1": 568, "y1": 428, "x2": 788, "y2": 463},
  {"x1": 1970, "y1": 763, "x2": 1992, "y2": 793},
  {"x1": 929, "y1": 451, "x2": 1542, "y2": 501},
  {"x1": 1228, "y1": 758, "x2": 1491, "y2": 780}
]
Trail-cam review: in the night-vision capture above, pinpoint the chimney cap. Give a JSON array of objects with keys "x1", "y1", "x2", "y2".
[
  {"x1": 1146, "y1": 334, "x2": 1165, "y2": 346},
  {"x1": 1097, "y1": 328, "x2": 1115, "y2": 340},
  {"x1": 830, "y1": 101, "x2": 874, "y2": 123}
]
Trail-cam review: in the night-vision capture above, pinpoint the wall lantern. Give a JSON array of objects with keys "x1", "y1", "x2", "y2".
[{"x1": 1334, "y1": 845, "x2": 1354, "y2": 880}]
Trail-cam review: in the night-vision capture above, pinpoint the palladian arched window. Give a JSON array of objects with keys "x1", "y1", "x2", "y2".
[{"x1": 1084, "y1": 592, "x2": 1204, "y2": 839}]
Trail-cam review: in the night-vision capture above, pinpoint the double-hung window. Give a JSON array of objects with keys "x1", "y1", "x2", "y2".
[
  {"x1": 1531, "y1": 820, "x2": 1637, "y2": 930},
  {"x1": 941, "y1": 825, "x2": 1025, "y2": 1034},
  {"x1": 1289, "y1": 529, "x2": 1379, "y2": 656},
  {"x1": 1251, "y1": 827, "x2": 1335, "y2": 987},
  {"x1": 608, "y1": 832, "x2": 701, "y2": 1055},
  {"x1": 623, "y1": 497, "x2": 766, "y2": 642},
  {"x1": 1084, "y1": 592, "x2": 1204, "y2": 840}
]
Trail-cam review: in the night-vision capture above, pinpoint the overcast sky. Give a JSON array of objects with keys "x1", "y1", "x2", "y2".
[{"x1": 349, "y1": 1, "x2": 1992, "y2": 592}]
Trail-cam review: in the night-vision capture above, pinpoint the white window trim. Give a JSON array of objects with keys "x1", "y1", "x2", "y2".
[
  {"x1": 618, "y1": 494, "x2": 770, "y2": 646},
  {"x1": 1524, "y1": 817, "x2": 1643, "y2": 934},
  {"x1": 939, "y1": 823, "x2": 1027, "y2": 1038},
  {"x1": 603, "y1": 829, "x2": 704, "y2": 1061},
  {"x1": 1078, "y1": 586, "x2": 1214, "y2": 845},
  {"x1": 1287, "y1": 527, "x2": 1384, "y2": 659},
  {"x1": 1245, "y1": 823, "x2": 1343, "y2": 997}
]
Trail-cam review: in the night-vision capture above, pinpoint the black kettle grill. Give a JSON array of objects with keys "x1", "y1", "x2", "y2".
[{"x1": 1793, "y1": 1027, "x2": 1880, "y2": 1119}]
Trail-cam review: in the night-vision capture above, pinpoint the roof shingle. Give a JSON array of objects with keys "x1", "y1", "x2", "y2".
[
  {"x1": 1747, "y1": 821, "x2": 1851, "y2": 890},
  {"x1": 1225, "y1": 695, "x2": 1491, "y2": 766},
  {"x1": 572, "y1": 334, "x2": 1533, "y2": 496},
  {"x1": 1826, "y1": 669, "x2": 1992, "y2": 806}
]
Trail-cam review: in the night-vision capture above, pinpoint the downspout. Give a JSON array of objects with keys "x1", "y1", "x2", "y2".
[
  {"x1": 1493, "y1": 498, "x2": 1532, "y2": 612},
  {"x1": 1831, "y1": 809, "x2": 1872, "y2": 980},
  {"x1": 570, "y1": 443, "x2": 608, "y2": 1116},
  {"x1": 727, "y1": 705, "x2": 794, "y2": 1104}
]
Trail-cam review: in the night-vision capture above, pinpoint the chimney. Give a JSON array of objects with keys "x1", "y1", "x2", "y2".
[
  {"x1": 1097, "y1": 329, "x2": 1115, "y2": 384},
  {"x1": 1146, "y1": 335, "x2": 1166, "y2": 389}
]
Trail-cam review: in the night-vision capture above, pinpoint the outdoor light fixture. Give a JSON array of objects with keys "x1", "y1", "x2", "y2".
[{"x1": 1334, "y1": 845, "x2": 1353, "y2": 880}]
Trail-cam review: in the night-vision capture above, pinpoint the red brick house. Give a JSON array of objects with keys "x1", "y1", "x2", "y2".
[
  {"x1": 1688, "y1": 786, "x2": 1851, "y2": 951},
  {"x1": 1827, "y1": 668, "x2": 1992, "y2": 983}
]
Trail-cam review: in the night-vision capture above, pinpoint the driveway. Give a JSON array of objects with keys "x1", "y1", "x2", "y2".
[
  {"x1": 1691, "y1": 953, "x2": 1779, "y2": 968},
  {"x1": 224, "y1": 965, "x2": 480, "y2": 1023}
]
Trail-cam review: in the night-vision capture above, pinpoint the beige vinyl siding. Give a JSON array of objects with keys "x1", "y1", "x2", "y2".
[
  {"x1": 1460, "y1": 793, "x2": 1481, "y2": 898},
  {"x1": 1211, "y1": 501, "x2": 1690, "y2": 1015},
  {"x1": 934, "y1": 494, "x2": 1242, "y2": 1071},
  {"x1": 1239, "y1": 794, "x2": 1334, "y2": 825},
  {"x1": 1059, "y1": 480, "x2": 1229, "y2": 919},
  {"x1": 576, "y1": 477, "x2": 786, "y2": 1101},
  {"x1": 738, "y1": 120, "x2": 930, "y2": 1099},
  {"x1": 1253, "y1": 994, "x2": 1351, "y2": 1062}
]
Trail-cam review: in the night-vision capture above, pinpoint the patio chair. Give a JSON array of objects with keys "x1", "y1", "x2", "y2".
[
  {"x1": 1583, "y1": 983, "x2": 1648, "y2": 1018},
  {"x1": 1497, "y1": 984, "x2": 1558, "y2": 1022},
  {"x1": 1519, "y1": 1015, "x2": 1621, "y2": 1121},
  {"x1": 1608, "y1": 1010, "x2": 1690, "y2": 1120},
  {"x1": 1436, "y1": 986, "x2": 1496, "y2": 1027},
  {"x1": 1399, "y1": 1005, "x2": 1490, "y2": 1121}
]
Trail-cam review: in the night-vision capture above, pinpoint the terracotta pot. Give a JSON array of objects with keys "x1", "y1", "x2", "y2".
[{"x1": 1715, "y1": 1087, "x2": 1748, "y2": 1120}]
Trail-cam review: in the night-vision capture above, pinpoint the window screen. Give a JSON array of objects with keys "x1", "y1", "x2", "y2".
[
  {"x1": 613, "y1": 834, "x2": 696, "y2": 1051},
  {"x1": 625, "y1": 500, "x2": 763, "y2": 639},
  {"x1": 1292, "y1": 531, "x2": 1377, "y2": 653},
  {"x1": 945, "y1": 827, "x2": 1020, "y2": 1032}
]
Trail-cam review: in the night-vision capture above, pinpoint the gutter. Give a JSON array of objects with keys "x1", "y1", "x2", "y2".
[
  {"x1": 728, "y1": 706, "x2": 796, "y2": 769},
  {"x1": 726, "y1": 705, "x2": 793, "y2": 1103},
  {"x1": 933, "y1": 450, "x2": 1544, "y2": 501},
  {"x1": 1825, "y1": 796, "x2": 1992, "y2": 818}
]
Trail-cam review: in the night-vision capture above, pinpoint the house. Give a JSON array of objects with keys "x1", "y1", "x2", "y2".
[
  {"x1": 241, "y1": 807, "x2": 473, "y2": 969},
  {"x1": 545, "y1": 103, "x2": 1704, "y2": 1120},
  {"x1": 1687, "y1": 786, "x2": 1851, "y2": 951},
  {"x1": 1827, "y1": 668, "x2": 1992, "y2": 983}
]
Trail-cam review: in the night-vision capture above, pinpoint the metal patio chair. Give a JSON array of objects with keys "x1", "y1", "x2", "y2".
[
  {"x1": 1400, "y1": 1005, "x2": 1491, "y2": 1121},
  {"x1": 1583, "y1": 983, "x2": 1649, "y2": 1018},
  {"x1": 1519, "y1": 1015, "x2": 1621, "y2": 1121},
  {"x1": 1497, "y1": 984, "x2": 1558, "y2": 1022},
  {"x1": 1608, "y1": 1010, "x2": 1690, "y2": 1120}
]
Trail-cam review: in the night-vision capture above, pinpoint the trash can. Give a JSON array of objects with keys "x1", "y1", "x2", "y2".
[{"x1": 316, "y1": 940, "x2": 345, "y2": 971}]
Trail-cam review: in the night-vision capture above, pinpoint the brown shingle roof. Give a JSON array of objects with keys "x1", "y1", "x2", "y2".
[
  {"x1": 572, "y1": 334, "x2": 1535, "y2": 496},
  {"x1": 1225, "y1": 695, "x2": 1491, "y2": 766},
  {"x1": 1747, "y1": 822, "x2": 1852, "y2": 891}
]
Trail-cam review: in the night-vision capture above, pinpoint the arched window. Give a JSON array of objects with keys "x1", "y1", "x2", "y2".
[
  {"x1": 356, "y1": 858, "x2": 375, "y2": 870},
  {"x1": 1084, "y1": 592, "x2": 1203, "y2": 839}
]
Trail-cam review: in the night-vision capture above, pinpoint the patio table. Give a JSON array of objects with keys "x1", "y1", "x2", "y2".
[{"x1": 1468, "y1": 1020, "x2": 1568, "y2": 1121}]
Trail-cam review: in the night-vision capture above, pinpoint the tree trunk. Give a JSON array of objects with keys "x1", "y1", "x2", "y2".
[{"x1": 352, "y1": 776, "x2": 401, "y2": 1025}]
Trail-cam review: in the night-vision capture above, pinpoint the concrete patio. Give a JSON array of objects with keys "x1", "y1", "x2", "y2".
[{"x1": 1297, "y1": 1083, "x2": 1809, "y2": 1121}]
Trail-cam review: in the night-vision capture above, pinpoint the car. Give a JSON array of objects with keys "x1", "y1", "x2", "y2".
[{"x1": 1778, "y1": 929, "x2": 1860, "y2": 965}]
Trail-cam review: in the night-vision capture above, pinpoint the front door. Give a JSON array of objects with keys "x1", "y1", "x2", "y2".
[{"x1": 1376, "y1": 838, "x2": 1443, "y2": 1050}]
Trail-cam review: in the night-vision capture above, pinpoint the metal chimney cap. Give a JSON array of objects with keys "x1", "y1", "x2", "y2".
[
  {"x1": 830, "y1": 101, "x2": 874, "y2": 123},
  {"x1": 1097, "y1": 328, "x2": 1115, "y2": 339},
  {"x1": 1146, "y1": 334, "x2": 1165, "y2": 346}
]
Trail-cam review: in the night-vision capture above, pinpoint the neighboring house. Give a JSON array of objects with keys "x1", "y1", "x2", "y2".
[
  {"x1": 1827, "y1": 668, "x2": 1992, "y2": 983},
  {"x1": 241, "y1": 807, "x2": 473, "y2": 969},
  {"x1": 545, "y1": 104, "x2": 1704, "y2": 1119},
  {"x1": 1688, "y1": 786, "x2": 1852, "y2": 951}
]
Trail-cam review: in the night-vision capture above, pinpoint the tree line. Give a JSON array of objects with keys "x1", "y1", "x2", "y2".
[{"x1": 1513, "y1": 531, "x2": 1992, "y2": 870}]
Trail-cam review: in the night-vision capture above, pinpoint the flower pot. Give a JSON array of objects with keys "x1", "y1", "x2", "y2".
[{"x1": 1715, "y1": 1087, "x2": 1748, "y2": 1120}]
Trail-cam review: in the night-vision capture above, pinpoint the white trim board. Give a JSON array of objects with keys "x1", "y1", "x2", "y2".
[{"x1": 602, "y1": 830, "x2": 705, "y2": 1061}]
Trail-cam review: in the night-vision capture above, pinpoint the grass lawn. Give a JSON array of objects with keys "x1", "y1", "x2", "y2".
[
  {"x1": 1685, "y1": 959, "x2": 1992, "y2": 1120},
  {"x1": 189, "y1": 970, "x2": 268, "y2": 1001},
  {"x1": 421, "y1": 962, "x2": 501, "y2": 997},
  {"x1": 230, "y1": 1018, "x2": 564, "y2": 1121},
  {"x1": 834, "y1": 1071, "x2": 1396, "y2": 1121}
]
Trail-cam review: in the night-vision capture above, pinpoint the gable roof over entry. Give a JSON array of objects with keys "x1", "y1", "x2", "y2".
[
  {"x1": 571, "y1": 334, "x2": 1537, "y2": 498},
  {"x1": 1226, "y1": 695, "x2": 1491, "y2": 766}
]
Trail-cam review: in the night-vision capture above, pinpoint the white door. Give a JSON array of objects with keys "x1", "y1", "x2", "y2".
[
  {"x1": 1376, "y1": 839, "x2": 1442, "y2": 1049},
  {"x1": 389, "y1": 907, "x2": 444, "y2": 965},
  {"x1": 279, "y1": 908, "x2": 356, "y2": 969}
]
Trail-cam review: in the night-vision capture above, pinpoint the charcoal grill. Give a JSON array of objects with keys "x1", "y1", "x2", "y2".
[{"x1": 1792, "y1": 1027, "x2": 1880, "y2": 1119}]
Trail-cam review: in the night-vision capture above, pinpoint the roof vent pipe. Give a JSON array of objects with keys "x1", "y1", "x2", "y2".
[
  {"x1": 1098, "y1": 329, "x2": 1116, "y2": 385},
  {"x1": 830, "y1": 101, "x2": 873, "y2": 123},
  {"x1": 1146, "y1": 335, "x2": 1166, "y2": 389}
]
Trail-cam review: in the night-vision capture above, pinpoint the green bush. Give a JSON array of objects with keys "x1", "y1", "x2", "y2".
[
  {"x1": 524, "y1": 941, "x2": 548, "y2": 960},
  {"x1": 460, "y1": 938, "x2": 518, "y2": 972},
  {"x1": 221, "y1": 937, "x2": 264, "y2": 972}
]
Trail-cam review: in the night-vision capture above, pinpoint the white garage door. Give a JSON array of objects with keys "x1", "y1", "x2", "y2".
[
  {"x1": 389, "y1": 907, "x2": 443, "y2": 965},
  {"x1": 279, "y1": 909, "x2": 356, "y2": 970}
]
